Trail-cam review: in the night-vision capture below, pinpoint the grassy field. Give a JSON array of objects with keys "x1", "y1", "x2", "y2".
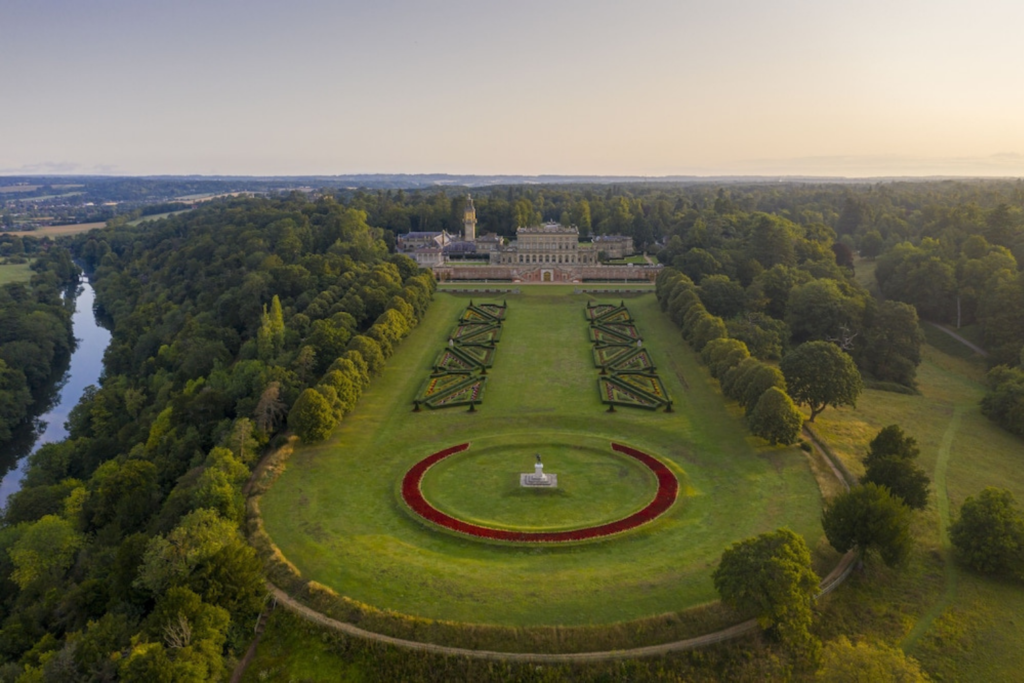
[
  {"x1": 808, "y1": 339, "x2": 1024, "y2": 680},
  {"x1": 9, "y1": 221, "x2": 105, "y2": 237},
  {"x1": 260, "y1": 286, "x2": 825, "y2": 629},
  {"x1": 126, "y1": 209, "x2": 191, "y2": 225},
  {"x1": 0, "y1": 261, "x2": 34, "y2": 284},
  {"x1": 240, "y1": 611, "x2": 363, "y2": 682}
]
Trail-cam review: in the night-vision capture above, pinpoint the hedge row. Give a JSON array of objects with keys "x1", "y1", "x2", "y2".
[
  {"x1": 288, "y1": 272, "x2": 436, "y2": 441},
  {"x1": 656, "y1": 268, "x2": 804, "y2": 445}
]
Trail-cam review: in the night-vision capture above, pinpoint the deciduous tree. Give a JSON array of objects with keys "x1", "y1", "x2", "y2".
[
  {"x1": 781, "y1": 341, "x2": 862, "y2": 421},
  {"x1": 713, "y1": 528, "x2": 820, "y2": 656},
  {"x1": 822, "y1": 484, "x2": 913, "y2": 567}
]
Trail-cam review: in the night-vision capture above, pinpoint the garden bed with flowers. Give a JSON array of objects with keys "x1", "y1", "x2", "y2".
[
  {"x1": 587, "y1": 302, "x2": 672, "y2": 411},
  {"x1": 414, "y1": 301, "x2": 506, "y2": 410},
  {"x1": 401, "y1": 442, "x2": 679, "y2": 543}
]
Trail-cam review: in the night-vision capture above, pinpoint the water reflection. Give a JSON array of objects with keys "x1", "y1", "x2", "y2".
[{"x1": 0, "y1": 279, "x2": 110, "y2": 506}]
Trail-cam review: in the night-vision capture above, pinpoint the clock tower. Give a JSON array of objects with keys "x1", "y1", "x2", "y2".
[{"x1": 463, "y1": 194, "x2": 477, "y2": 242}]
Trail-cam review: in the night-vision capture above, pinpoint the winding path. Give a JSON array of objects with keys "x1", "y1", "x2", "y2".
[
  {"x1": 927, "y1": 322, "x2": 988, "y2": 357},
  {"x1": 901, "y1": 404, "x2": 964, "y2": 649},
  {"x1": 267, "y1": 547, "x2": 857, "y2": 662}
]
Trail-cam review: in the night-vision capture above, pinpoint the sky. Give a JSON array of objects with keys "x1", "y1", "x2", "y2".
[{"x1": 2, "y1": 0, "x2": 1024, "y2": 177}]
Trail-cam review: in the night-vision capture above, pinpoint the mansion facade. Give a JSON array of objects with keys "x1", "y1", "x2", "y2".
[{"x1": 398, "y1": 195, "x2": 652, "y2": 282}]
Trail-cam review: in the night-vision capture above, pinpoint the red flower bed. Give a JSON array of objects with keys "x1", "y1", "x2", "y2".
[{"x1": 401, "y1": 442, "x2": 679, "y2": 543}]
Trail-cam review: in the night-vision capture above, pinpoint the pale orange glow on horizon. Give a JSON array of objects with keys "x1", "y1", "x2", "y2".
[{"x1": 2, "y1": 0, "x2": 1023, "y2": 177}]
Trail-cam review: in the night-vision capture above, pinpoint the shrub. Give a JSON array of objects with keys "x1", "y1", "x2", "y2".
[{"x1": 949, "y1": 487, "x2": 1024, "y2": 579}]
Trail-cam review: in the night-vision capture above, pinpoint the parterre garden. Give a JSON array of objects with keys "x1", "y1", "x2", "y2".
[
  {"x1": 413, "y1": 301, "x2": 506, "y2": 410},
  {"x1": 588, "y1": 301, "x2": 673, "y2": 411},
  {"x1": 256, "y1": 286, "x2": 826, "y2": 649}
]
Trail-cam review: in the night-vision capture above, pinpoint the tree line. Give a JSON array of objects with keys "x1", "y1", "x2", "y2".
[
  {"x1": 0, "y1": 195, "x2": 433, "y2": 680},
  {"x1": 0, "y1": 241, "x2": 80, "y2": 447}
]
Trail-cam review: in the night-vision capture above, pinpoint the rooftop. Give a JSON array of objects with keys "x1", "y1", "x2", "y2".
[{"x1": 517, "y1": 222, "x2": 578, "y2": 235}]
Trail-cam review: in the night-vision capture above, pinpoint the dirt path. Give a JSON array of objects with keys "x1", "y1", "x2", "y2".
[
  {"x1": 268, "y1": 582, "x2": 759, "y2": 662},
  {"x1": 265, "y1": 543, "x2": 856, "y2": 664},
  {"x1": 901, "y1": 404, "x2": 964, "y2": 650},
  {"x1": 927, "y1": 322, "x2": 988, "y2": 357}
]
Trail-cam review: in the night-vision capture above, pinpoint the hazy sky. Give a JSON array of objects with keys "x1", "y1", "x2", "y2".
[{"x1": 3, "y1": 0, "x2": 1023, "y2": 177}]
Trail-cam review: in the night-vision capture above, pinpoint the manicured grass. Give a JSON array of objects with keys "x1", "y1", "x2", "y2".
[
  {"x1": 260, "y1": 286, "x2": 824, "y2": 628},
  {"x1": 421, "y1": 436, "x2": 660, "y2": 532},
  {"x1": 807, "y1": 341, "x2": 1024, "y2": 680},
  {"x1": 0, "y1": 261, "x2": 33, "y2": 284}
]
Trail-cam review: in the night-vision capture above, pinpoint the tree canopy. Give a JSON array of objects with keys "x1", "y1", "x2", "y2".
[
  {"x1": 822, "y1": 484, "x2": 913, "y2": 567},
  {"x1": 713, "y1": 528, "x2": 821, "y2": 656},
  {"x1": 781, "y1": 341, "x2": 863, "y2": 421}
]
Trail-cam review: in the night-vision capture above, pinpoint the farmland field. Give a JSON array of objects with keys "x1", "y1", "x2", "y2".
[{"x1": 8, "y1": 222, "x2": 105, "y2": 237}]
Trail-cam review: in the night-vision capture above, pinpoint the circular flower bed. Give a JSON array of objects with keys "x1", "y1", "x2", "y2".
[{"x1": 401, "y1": 442, "x2": 679, "y2": 542}]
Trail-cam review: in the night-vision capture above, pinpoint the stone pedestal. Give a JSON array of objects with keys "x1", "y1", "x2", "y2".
[{"x1": 520, "y1": 462, "x2": 557, "y2": 488}]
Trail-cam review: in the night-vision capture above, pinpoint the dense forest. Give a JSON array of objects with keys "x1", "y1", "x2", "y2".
[
  {"x1": 0, "y1": 243, "x2": 80, "y2": 446},
  {"x1": 0, "y1": 195, "x2": 432, "y2": 680},
  {"x1": 0, "y1": 179, "x2": 1021, "y2": 680},
  {"x1": 358, "y1": 181, "x2": 1024, "y2": 433}
]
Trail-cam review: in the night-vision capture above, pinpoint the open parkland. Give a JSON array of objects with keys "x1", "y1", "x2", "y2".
[{"x1": 248, "y1": 279, "x2": 1024, "y2": 681}]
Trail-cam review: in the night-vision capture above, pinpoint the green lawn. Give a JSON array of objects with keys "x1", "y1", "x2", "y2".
[
  {"x1": 422, "y1": 435, "x2": 661, "y2": 532},
  {"x1": 260, "y1": 286, "x2": 824, "y2": 630},
  {"x1": 0, "y1": 261, "x2": 33, "y2": 284}
]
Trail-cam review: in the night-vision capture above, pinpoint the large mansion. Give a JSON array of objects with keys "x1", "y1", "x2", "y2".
[{"x1": 397, "y1": 196, "x2": 650, "y2": 282}]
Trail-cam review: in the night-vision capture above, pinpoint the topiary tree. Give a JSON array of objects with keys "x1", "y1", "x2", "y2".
[
  {"x1": 749, "y1": 387, "x2": 804, "y2": 445},
  {"x1": 669, "y1": 288, "x2": 703, "y2": 326},
  {"x1": 780, "y1": 341, "x2": 862, "y2": 421},
  {"x1": 701, "y1": 338, "x2": 750, "y2": 379},
  {"x1": 713, "y1": 528, "x2": 820, "y2": 656},
  {"x1": 822, "y1": 483, "x2": 913, "y2": 567},
  {"x1": 949, "y1": 487, "x2": 1024, "y2": 579},
  {"x1": 287, "y1": 388, "x2": 338, "y2": 442},
  {"x1": 721, "y1": 357, "x2": 762, "y2": 401},
  {"x1": 692, "y1": 314, "x2": 728, "y2": 352},
  {"x1": 681, "y1": 304, "x2": 710, "y2": 343},
  {"x1": 740, "y1": 364, "x2": 786, "y2": 415},
  {"x1": 347, "y1": 335, "x2": 385, "y2": 376}
]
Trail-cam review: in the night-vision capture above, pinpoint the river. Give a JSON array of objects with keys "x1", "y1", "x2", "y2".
[{"x1": 0, "y1": 278, "x2": 110, "y2": 506}]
